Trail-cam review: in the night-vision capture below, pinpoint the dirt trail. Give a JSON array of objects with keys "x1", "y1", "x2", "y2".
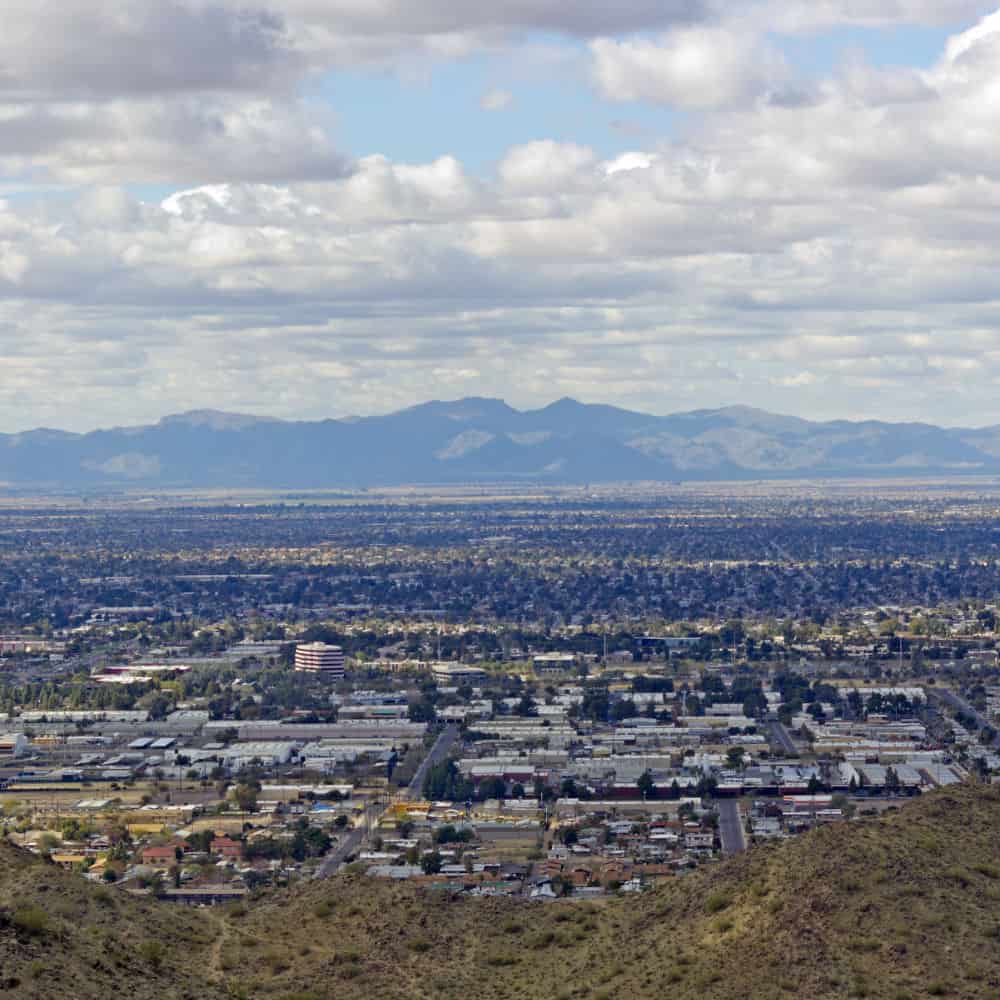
[{"x1": 206, "y1": 913, "x2": 232, "y2": 980}]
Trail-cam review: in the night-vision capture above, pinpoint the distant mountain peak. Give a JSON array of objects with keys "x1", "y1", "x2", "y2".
[
  {"x1": 158, "y1": 410, "x2": 283, "y2": 432},
  {"x1": 395, "y1": 397, "x2": 519, "y2": 423}
]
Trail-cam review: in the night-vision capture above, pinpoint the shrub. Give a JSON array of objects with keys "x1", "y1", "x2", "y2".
[
  {"x1": 530, "y1": 930, "x2": 557, "y2": 949},
  {"x1": 138, "y1": 940, "x2": 165, "y2": 969},
  {"x1": 331, "y1": 951, "x2": 360, "y2": 965},
  {"x1": 262, "y1": 947, "x2": 289, "y2": 974},
  {"x1": 704, "y1": 891, "x2": 732, "y2": 914},
  {"x1": 12, "y1": 905, "x2": 49, "y2": 936},
  {"x1": 484, "y1": 952, "x2": 518, "y2": 967},
  {"x1": 848, "y1": 939, "x2": 880, "y2": 954},
  {"x1": 944, "y1": 866, "x2": 970, "y2": 887}
]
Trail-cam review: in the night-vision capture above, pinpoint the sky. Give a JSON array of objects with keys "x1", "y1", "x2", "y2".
[{"x1": 3, "y1": 1, "x2": 1000, "y2": 430}]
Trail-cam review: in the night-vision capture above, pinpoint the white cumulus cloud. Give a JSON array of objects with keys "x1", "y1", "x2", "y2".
[{"x1": 590, "y1": 27, "x2": 791, "y2": 109}]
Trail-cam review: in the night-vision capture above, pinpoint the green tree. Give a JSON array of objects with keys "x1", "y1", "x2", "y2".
[
  {"x1": 560, "y1": 777, "x2": 579, "y2": 798},
  {"x1": 637, "y1": 769, "x2": 655, "y2": 800},
  {"x1": 422, "y1": 761, "x2": 473, "y2": 802},
  {"x1": 560, "y1": 827, "x2": 579, "y2": 847},
  {"x1": 420, "y1": 851, "x2": 443, "y2": 875},
  {"x1": 232, "y1": 783, "x2": 259, "y2": 813}
]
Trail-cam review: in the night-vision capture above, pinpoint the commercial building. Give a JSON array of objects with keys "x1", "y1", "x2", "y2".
[
  {"x1": 0, "y1": 732, "x2": 28, "y2": 757},
  {"x1": 431, "y1": 663, "x2": 487, "y2": 685},
  {"x1": 210, "y1": 721, "x2": 428, "y2": 741},
  {"x1": 220, "y1": 741, "x2": 297, "y2": 770},
  {"x1": 294, "y1": 642, "x2": 345, "y2": 679},
  {"x1": 532, "y1": 653, "x2": 577, "y2": 674}
]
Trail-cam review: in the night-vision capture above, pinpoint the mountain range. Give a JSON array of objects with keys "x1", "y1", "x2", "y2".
[{"x1": 5, "y1": 397, "x2": 1000, "y2": 488}]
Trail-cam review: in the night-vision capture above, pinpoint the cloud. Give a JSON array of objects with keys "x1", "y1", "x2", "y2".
[
  {"x1": 0, "y1": 97, "x2": 352, "y2": 184},
  {"x1": 0, "y1": 0, "x2": 721, "y2": 98},
  {"x1": 0, "y1": 0, "x2": 983, "y2": 184},
  {"x1": 498, "y1": 141, "x2": 598, "y2": 193},
  {"x1": 276, "y1": 0, "x2": 717, "y2": 42},
  {"x1": 590, "y1": 27, "x2": 792, "y2": 109},
  {"x1": 5, "y1": 5, "x2": 1000, "y2": 427},
  {"x1": 480, "y1": 88, "x2": 514, "y2": 111},
  {"x1": 0, "y1": 1, "x2": 299, "y2": 99},
  {"x1": 754, "y1": 0, "x2": 988, "y2": 34},
  {"x1": 0, "y1": 0, "x2": 986, "y2": 106}
]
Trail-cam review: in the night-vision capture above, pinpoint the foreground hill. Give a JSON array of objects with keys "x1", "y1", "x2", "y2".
[
  {"x1": 5, "y1": 398, "x2": 1000, "y2": 487},
  {"x1": 0, "y1": 839, "x2": 217, "y2": 999},
  {"x1": 3, "y1": 785, "x2": 1000, "y2": 998}
]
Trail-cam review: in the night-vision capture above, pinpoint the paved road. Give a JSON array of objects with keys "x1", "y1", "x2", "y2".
[
  {"x1": 929, "y1": 688, "x2": 1000, "y2": 748},
  {"x1": 315, "y1": 825, "x2": 366, "y2": 878},
  {"x1": 717, "y1": 798, "x2": 746, "y2": 856},
  {"x1": 407, "y1": 723, "x2": 460, "y2": 799},
  {"x1": 316, "y1": 724, "x2": 461, "y2": 878},
  {"x1": 767, "y1": 719, "x2": 797, "y2": 755}
]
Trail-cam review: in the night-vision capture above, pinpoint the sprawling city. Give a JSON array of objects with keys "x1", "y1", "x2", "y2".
[{"x1": 0, "y1": 482, "x2": 998, "y2": 996}]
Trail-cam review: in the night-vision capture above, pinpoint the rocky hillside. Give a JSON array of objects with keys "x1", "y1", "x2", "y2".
[
  {"x1": 3, "y1": 785, "x2": 1000, "y2": 999},
  {"x1": 0, "y1": 838, "x2": 217, "y2": 999}
]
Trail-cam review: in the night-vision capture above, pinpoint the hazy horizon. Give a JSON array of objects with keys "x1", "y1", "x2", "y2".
[{"x1": 7, "y1": 395, "x2": 1000, "y2": 437}]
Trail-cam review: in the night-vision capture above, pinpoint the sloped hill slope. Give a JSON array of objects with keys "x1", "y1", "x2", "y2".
[
  {"x1": 2, "y1": 785, "x2": 1000, "y2": 999},
  {"x1": 229, "y1": 784, "x2": 1000, "y2": 1000},
  {"x1": 0, "y1": 840, "x2": 221, "y2": 999}
]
